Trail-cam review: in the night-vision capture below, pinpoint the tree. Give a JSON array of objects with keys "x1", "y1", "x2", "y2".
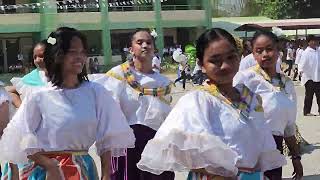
[
  {"x1": 240, "y1": 0, "x2": 261, "y2": 17},
  {"x1": 254, "y1": 0, "x2": 318, "y2": 19},
  {"x1": 254, "y1": 0, "x2": 295, "y2": 19}
]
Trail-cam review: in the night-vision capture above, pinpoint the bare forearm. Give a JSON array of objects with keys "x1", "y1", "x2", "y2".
[
  {"x1": 100, "y1": 151, "x2": 111, "y2": 180},
  {"x1": 0, "y1": 102, "x2": 9, "y2": 136},
  {"x1": 191, "y1": 168, "x2": 230, "y2": 179},
  {"x1": 5, "y1": 86, "x2": 21, "y2": 108},
  {"x1": 10, "y1": 92, "x2": 21, "y2": 108},
  {"x1": 29, "y1": 153, "x2": 63, "y2": 180},
  {"x1": 28, "y1": 153, "x2": 57, "y2": 169}
]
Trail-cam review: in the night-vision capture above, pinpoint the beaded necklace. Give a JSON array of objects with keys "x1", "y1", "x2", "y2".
[
  {"x1": 252, "y1": 64, "x2": 287, "y2": 92},
  {"x1": 107, "y1": 62, "x2": 172, "y2": 97},
  {"x1": 200, "y1": 82, "x2": 263, "y2": 120}
]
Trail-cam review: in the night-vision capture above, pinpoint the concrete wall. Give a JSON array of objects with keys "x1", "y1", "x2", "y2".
[
  {"x1": 164, "y1": 28, "x2": 177, "y2": 44},
  {"x1": 161, "y1": 10, "x2": 205, "y2": 21},
  {"x1": 109, "y1": 11, "x2": 155, "y2": 22},
  {"x1": 0, "y1": 14, "x2": 39, "y2": 25}
]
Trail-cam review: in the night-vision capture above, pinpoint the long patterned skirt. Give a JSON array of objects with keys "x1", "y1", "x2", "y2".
[{"x1": 1, "y1": 153, "x2": 99, "y2": 180}]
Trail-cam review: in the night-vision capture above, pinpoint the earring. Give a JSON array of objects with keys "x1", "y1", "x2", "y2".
[{"x1": 201, "y1": 67, "x2": 206, "y2": 73}]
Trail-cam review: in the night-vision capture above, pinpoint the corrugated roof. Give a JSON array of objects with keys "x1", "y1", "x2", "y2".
[{"x1": 235, "y1": 18, "x2": 320, "y2": 31}]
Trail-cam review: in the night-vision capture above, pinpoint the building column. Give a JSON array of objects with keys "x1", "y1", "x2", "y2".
[
  {"x1": 202, "y1": 0, "x2": 212, "y2": 29},
  {"x1": 187, "y1": 0, "x2": 197, "y2": 10},
  {"x1": 2, "y1": 40, "x2": 8, "y2": 73},
  {"x1": 153, "y1": 0, "x2": 164, "y2": 59},
  {"x1": 40, "y1": 0, "x2": 58, "y2": 39},
  {"x1": 100, "y1": 0, "x2": 112, "y2": 66}
]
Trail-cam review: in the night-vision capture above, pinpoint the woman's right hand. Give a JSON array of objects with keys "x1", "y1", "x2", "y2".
[
  {"x1": 28, "y1": 153, "x2": 62, "y2": 180},
  {"x1": 46, "y1": 165, "x2": 63, "y2": 180}
]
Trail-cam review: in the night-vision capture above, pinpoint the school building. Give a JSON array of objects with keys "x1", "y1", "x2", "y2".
[{"x1": 0, "y1": 0, "x2": 212, "y2": 72}]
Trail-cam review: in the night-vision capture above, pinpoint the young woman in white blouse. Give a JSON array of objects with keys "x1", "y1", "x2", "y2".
[
  {"x1": 92, "y1": 29, "x2": 175, "y2": 180},
  {"x1": 234, "y1": 30, "x2": 303, "y2": 180},
  {"x1": 137, "y1": 28, "x2": 286, "y2": 180},
  {"x1": 0, "y1": 27, "x2": 135, "y2": 180}
]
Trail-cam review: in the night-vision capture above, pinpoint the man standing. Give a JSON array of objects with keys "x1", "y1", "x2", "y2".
[
  {"x1": 294, "y1": 42, "x2": 305, "y2": 81},
  {"x1": 152, "y1": 49, "x2": 161, "y2": 73},
  {"x1": 299, "y1": 35, "x2": 320, "y2": 116},
  {"x1": 284, "y1": 43, "x2": 295, "y2": 76}
]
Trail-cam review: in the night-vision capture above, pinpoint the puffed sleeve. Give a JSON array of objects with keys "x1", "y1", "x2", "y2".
[
  {"x1": 233, "y1": 71, "x2": 258, "y2": 91},
  {"x1": 0, "y1": 91, "x2": 42, "y2": 163},
  {"x1": 252, "y1": 98, "x2": 287, "y2": 171},
  {"x1": 137, "y1": 91, "x2": 239, "y2": 177},
  {"x1": 284, "y1": 79, "x2": 297, "y2": 137},
  {"x1": 92, "y1": 83, "x2": 135, "y2": 157},
  {"x1": 89, "y1": 71, "x2": 126, "y2": 103},
  {"x1": 256, "y1": 125, "x2": 287, "y2": 171}
]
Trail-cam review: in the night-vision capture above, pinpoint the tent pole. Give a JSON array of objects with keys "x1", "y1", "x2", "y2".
[{"x1": 305, "y1": 29, "x2": 308, "y2": 37}]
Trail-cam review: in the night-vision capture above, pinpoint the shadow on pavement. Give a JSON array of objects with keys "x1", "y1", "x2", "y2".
[
  {"x1": 283, "y1": 174, "x2": 320, "y2": 180},
  {"x1": 302, "y1": 143, "x2": 320, "y2": 155}
]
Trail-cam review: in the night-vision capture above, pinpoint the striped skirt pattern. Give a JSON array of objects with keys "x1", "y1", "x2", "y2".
[
  {"x1": 1, "y1": 153, "x2": 98, "y2": 180},
  {"x1": 187, "y1": 171, "x2": 266, "y2": 180},
  {"x1": 187, "y1": 172, "x2": 224, "y2": 180}
]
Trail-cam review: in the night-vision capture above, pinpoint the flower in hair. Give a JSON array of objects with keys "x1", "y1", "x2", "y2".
[
  {"x1": 150, "y1": 29, "x2": 158, "y2": 38},
  {"x1": 47, "y1": 37, "x2": 57, "y2": 45},
  {"x1": 272, "y1": 27, "x2": 284, "y2": 37}
]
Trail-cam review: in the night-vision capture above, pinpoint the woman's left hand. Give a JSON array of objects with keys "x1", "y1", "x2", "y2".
[
  {"x1": 101, "y1": 175, "x2": 110, "y2": 180},
  {"x1": 292, "y1": 159, "x2": 303, "y2": 180}
]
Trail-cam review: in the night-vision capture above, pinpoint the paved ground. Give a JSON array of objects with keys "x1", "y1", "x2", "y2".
[{"x1": 90, "y1": 74, "x2": 320, "y2": 179}]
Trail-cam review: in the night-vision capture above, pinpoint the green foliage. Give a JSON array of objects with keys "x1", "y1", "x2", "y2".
[
  {"x1": 254, "y1": 0, "x2": 298, "y2": 19},
  {"x1": 240, "y1": 1, "x2": 261, "y2": 17},
  {"x1": 161, "y1": 57, "x2": 178, "y2": 73},
  {"x1": 184, "y1": 44, "x2": 197, "y2": 69}
]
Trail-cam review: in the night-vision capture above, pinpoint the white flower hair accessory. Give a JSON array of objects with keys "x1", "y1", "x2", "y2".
[
  {"x1": 272, "y1": 27, "x2": 284, "y2": 37},
  {"x1": 150, "y1": 29, "x2": 158, "y2": 38},
  {"x1": 47, "y1": 37, "x2": 57, "y2": 45}
]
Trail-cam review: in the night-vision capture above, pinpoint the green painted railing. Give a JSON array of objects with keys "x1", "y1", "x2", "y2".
[
  {"x1": 0, "y1": 4, "x2": 203, "y2": 14},
  {"x1": 108, "y1": 4, "x2": 202, "y2": 12}
]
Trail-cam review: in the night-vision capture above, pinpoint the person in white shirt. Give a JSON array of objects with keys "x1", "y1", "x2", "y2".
[
  {"x1": 293, "y1": 43, "x2": 305, "y2": 81},
  {"x1": 152, "y1": 49, "x2": 161, "y2": 73},
  {"x1": 299, "y1": 35, "x2": 320, "y2": 116},
  {"x1": 191, "y1": 58, "x2": 206, "y2": 85},
  {"x1": 93, "y1": 29, "x2": 175, "y2": 180},
  {"x1": 284, "y1": 43, "x2": 295, "y2": 76},
  {"x1": 241, "y1": 40, "x2": 252, "y2": 59},
  {"x1": 239, "y1": 53, "x2": 282, "y2": 73},
  {"x1": 234, "y1": 30, "x2": 303, "y2": 180}
]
